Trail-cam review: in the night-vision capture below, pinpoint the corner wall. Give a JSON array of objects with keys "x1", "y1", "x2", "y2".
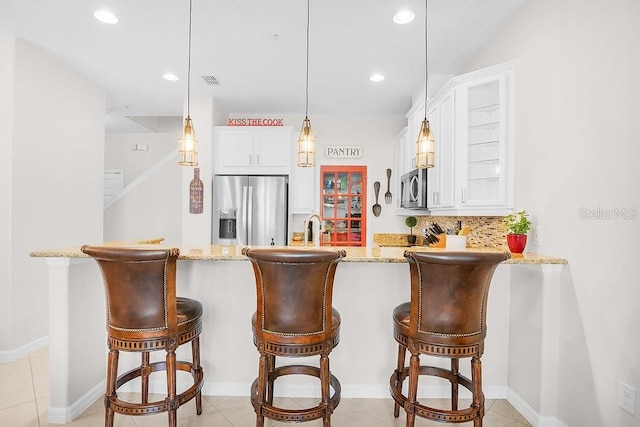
[
  {"x1": 465, "y1": 1, "x2": 640, "y2": 425},
  {"x1": 0, "y1": 37, "x2": 104, "y2": 353}
]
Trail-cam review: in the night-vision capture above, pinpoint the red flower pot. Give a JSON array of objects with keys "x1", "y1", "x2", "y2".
[{"x1": 507, "y1": 233, "x2": 527, "y2": 253}]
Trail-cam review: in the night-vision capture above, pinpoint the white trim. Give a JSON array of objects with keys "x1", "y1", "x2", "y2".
[
  {"x1": 104, "y1": 150, "x2": 179, "y2": 209},
  {"x1": 0, "y1": 336, "x2": 48, "y2": 363},
  {"x1": 47, "y1": 380, "x2": 105, "y2": 424},
  {"x1": 507, "y1": 387, "x2": 567, "y2": 427}
]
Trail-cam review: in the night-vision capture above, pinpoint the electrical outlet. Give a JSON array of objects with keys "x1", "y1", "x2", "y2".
[{"x1": 619, "y1": 381, "x2": 636, "y2": 415}]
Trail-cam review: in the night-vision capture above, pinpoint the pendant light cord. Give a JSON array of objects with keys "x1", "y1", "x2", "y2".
[
  {"x1": 424, "y1": 0, "x2": 428, "y2": 120},
  {"x1": 187, "y1": 0, "x2": 193, "y2": 117},
  {"x1": 305, "y1": 0, "x2": 310, "y2": 118}
]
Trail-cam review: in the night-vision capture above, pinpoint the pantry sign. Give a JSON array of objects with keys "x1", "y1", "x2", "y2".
[{"x1": 325, "y1": 145, "x2": 363, "y2": 159}]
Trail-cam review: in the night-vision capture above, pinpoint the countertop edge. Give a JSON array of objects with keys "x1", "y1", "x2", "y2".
[{"x1": 30, "y1": 245, "x2": 567, "y2": 265}]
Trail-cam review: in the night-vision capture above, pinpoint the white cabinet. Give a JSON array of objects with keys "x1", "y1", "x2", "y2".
[
  {"x1": 289, "y1": 165, "x2": 315, "y2": 214},
  {"x1": 395, "y1": 61, "x2": 515, "y2": 215},
  {"x1": 454, "y1": 64, "x2": 513, "y2": 211},
  {"x1": 404, "y1": 100, "x2": 425, "y2": 174},
  {"x1": 426, "y1": 91, "x2": 455, "y2": 210},
  {"x1": 214, "y1": 127, "x2": 292, "y2": 175}
]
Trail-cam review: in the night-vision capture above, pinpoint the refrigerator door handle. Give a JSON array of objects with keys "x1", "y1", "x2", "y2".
[
  {"x1": 242, "y1": 185, "x2": 248, "y2": 244},
  {"x1": 247, "y1": 185, "x2": 254, "y2": 245}
]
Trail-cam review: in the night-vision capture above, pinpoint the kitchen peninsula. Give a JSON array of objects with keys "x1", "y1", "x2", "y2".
[{"x1": 31, "y1": 244, "x2": 566, "y2": 424}]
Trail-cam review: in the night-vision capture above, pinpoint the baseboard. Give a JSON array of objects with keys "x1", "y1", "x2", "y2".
[
  {"x1": 0, "y1": 336, "x2": 48, "y2": 362},
  {"x1": 507, "y1": 387, "x2": 567, "y2": 427},
  {"x1": 132, "y1": 380, "x2": 507, "y2": 400},
  {"x1": 47, "y1": 380, "x2": 105, "y2": 424}
]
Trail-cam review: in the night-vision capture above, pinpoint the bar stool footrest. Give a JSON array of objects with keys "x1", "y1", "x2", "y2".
[
  {"x1": 108, "y1": 360, "x2": 204, "y2": 416},
  {"x1": 389, "y1": 366, "x2": 483, "y2": 423},
  {"x1": 251, "y1": 364, "x2": 341, "y2": 423}
]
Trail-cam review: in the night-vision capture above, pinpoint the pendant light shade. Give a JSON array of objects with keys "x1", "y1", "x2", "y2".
[
  {"x1": 415, "y1": 0, "x2": 435, "y2": 169},
  {"x1": 416, "y1": 118, "x2": 435, "y2": 168},
  {"x1": 297, "y1": 117, "x2": 315, "y2": 167},
  {"x1": 297, "y1": 0, "x2": 315, "y2": 167},
  {"x1": 179, "y1": 116, "x2": 198, "y2": 166},
  {"x1": 179, "y1": 0, "x2": 198, "y2": 166}
]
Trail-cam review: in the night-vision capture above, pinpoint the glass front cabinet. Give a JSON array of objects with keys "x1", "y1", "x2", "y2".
[{"x1": 320, "y1": 166, "x2": 366, "y2": 246}]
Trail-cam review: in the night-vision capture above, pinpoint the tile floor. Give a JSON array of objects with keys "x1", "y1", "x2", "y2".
[{"x1": 0, "y1": 347, "x2": 532, "y2": 426}]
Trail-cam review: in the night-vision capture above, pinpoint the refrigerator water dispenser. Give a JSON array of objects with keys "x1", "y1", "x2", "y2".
[{"x1": 219, "y1": 209, "x2": 237, "y2": 239}]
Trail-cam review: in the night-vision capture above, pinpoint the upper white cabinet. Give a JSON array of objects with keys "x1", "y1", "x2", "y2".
[
  {"x1": 427, "y1": 91, "x2": 455, "y2": 210},
  {"x1": 396, "y1": 60, "x2": 515, "y2": 215},
  {"x1": 454, "y1": 63, "x2": 514, "y2": 212},
  {"x1": 289, "y1": 164, "x2": 315, "y2": 214},
  {"x1": 214, "y1": 126, "x2": 292, "y2": 175}
]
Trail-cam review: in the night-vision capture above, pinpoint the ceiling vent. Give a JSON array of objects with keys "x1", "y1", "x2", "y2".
[{"x1": 201, "y1": 75, "x2": 220, "y2": 86}]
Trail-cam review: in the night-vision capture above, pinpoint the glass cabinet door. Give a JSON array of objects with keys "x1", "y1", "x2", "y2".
[{"x1": 320, "y1": 166, "x2": 366, "y2": 246}]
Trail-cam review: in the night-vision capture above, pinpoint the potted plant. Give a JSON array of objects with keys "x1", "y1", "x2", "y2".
[
  {"x1": 405, "y1": 216, "x2": 418, "y2": 245},
  {"x1": 503, "y1": 210, "x2": 532, "y2": 253}
]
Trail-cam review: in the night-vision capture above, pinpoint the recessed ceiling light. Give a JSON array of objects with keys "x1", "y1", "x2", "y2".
[
  {"x1": 393, "y1": 10, "x2": 415, "y2": 24},
  {"x1": 163, "y1": 73, "x2": 179, "y2": 82},
  {"x1": 370, "y1": 74, "x2": 385, "y2": 82},
  {"x1": 94, "y1": 10, "x2": 119, "y2": 24}
]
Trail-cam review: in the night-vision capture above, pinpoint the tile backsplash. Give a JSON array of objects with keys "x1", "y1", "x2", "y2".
[
  {"x1": 373, "y1": 216, "x2": 508, "y2": 250},
  {"x1": 373, "y1": 216, "x2": 510, "y2": 249},
  {"x1": 415, "y1": 216, "x2": 508, "y2": 249}
]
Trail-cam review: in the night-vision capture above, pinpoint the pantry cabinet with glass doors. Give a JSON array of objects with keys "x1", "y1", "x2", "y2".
[{"x1": 320, "y1": 166, "x2": 367, "y2": 246}]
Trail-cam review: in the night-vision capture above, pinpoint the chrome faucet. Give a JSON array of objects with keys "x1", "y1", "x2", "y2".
[{"x1": 303, "y1": 214, "x2": 323, "y2": 247}]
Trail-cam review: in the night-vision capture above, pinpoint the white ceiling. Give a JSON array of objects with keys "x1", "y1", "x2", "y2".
[{"x1": 0, "y1": 0, "x2": 525, "y2": 132}]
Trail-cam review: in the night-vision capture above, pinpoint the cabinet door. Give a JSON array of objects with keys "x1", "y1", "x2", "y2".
[
  {"x1": 254, "y1": 129, "x2": 291, "y2": 169},
  {"x1": 426, "y1": 92, "x2": 455, "y2": 211},
  {"x1": 456, "y1": 72, "x2": 511, "y2": 207},
  {"x1": 406, "y1": 103, "x2": 424, "y2": 172},
  {"x1": 426, "y1": 105, "x2": 441, "y2": 208},
  {"x1": 320, "y1": 166, "x2": 366, "y2": 247},
  {"x1": 215, "y1": 127, "x2": 292, "y2": 175},
  {"x1": 290, "y1": 165, "x2": 314, "y2": 214},
  {"x1": 437, "y1": 92, "x2": 455, "y2": 209},
  {"x1": 216, "y1": 129, "x2": 253, "y2": 171}
]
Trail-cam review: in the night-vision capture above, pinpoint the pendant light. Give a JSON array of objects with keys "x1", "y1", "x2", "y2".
[
  {"x1": 179, "y1": 0, "x2": 198, "y2": 166},
  {"x1": 297, "y1": 0, "x2": 315, "y2": 167},
  {"x1": 415, "y1": 0, "x2": 435, "y2": 169}
]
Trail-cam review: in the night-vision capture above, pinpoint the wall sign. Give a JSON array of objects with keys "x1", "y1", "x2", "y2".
[
  {"x1": 227, "y1": 118, "x2": 284, "y2": 126},
  {"x1": 324, "y1": 145, "x2": 363, "y2": 159}
]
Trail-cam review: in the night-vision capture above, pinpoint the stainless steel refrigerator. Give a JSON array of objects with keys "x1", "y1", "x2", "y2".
[{"x1": 212, "y1": 175, "x2": 288, "y2": 246}]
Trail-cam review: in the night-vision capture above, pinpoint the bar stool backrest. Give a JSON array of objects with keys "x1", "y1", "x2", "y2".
[
  {"x1": 404, "y1": 250, "x2": 510, "y2": 349},
  {"x1": 243, "y1": 248, "x2": 345, "y2": 340},
  {"x1": 81, "y1": 246, "x2": 180, "y2": 340}
]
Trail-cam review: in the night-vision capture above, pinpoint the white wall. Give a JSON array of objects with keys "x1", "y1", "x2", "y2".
[
  {"x1": 465, "y1": 1, "x2": 640, "y2": 425},
  {"x1": 0, "y1": 37, "x2": 104, "y2": 352},
  {"x1": 0, "y1": 37, "x2": 16, "y2": 352},
  {"x1": 280, "y1": 113, "x2": 408, "y2": 243},
  {"x1": 103, "y1": 162, "x2": 183, "y2": 245},
  {"x1": 103, "y1": 131, "x2": 183, "y2": 245},
  {"x1": 105, "y1": 131, "x2": 179, "y2": 186}
]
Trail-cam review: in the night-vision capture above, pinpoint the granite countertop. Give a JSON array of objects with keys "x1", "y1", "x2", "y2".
[{"x1": 31, "y1": 243, "x2": 567, "y2": 265}]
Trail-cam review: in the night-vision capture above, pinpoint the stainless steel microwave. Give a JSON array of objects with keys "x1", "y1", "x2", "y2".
[{"x1": 400, "y1": 169, "x2": 428, "y2": 209}]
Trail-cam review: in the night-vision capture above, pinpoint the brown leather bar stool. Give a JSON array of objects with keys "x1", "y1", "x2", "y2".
[
  {"x1": 390, "y1": 250, "x2": 510, "y2": 427},
  {"x1": 81, "y1": 245, "x2": 204, "y2": 427},
  {"x1": 242, "y1": 247, "x2": 346, "y2": 427}
]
